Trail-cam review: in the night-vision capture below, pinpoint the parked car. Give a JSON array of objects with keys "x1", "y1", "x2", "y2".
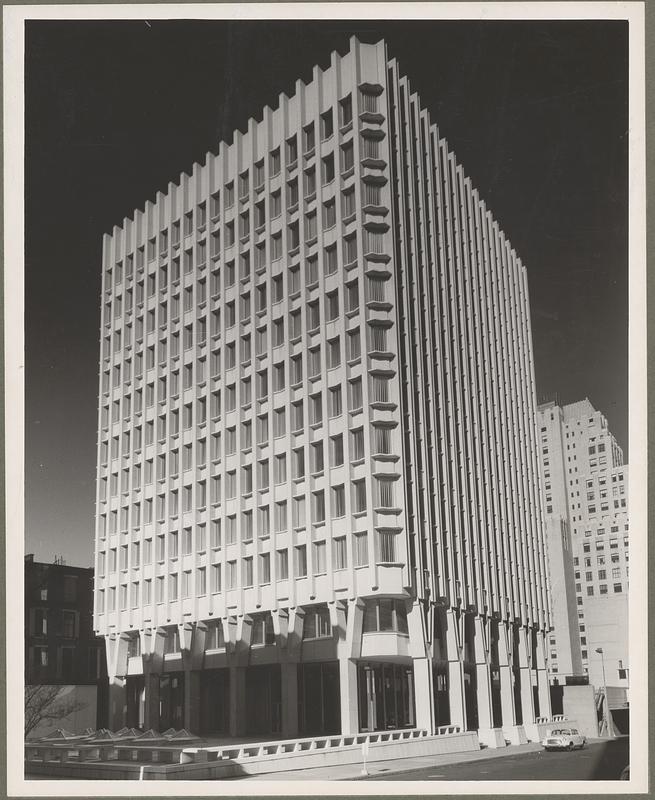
[{"x1": 541, "y1": 727, "x2": 586, "y2": 751}]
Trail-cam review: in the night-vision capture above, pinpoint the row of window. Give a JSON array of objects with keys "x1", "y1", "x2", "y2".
[
  {"x1": 101, "y1": 310, "x2": 392, "y2": 400},
  {"x1": 100, "y1": 424, "x2": 394, "y2": 503},
  {"x1": 96, "y1": 530, "x2": 400, "y2": 611},
  {"x1": 99, "y1": 473, "x2": 398, "y2": 539},
  {"x1": 98, "y1": 372, "x2": 394, "y2": 483},
  {"x1": 102, "y1": 263, "x2": 391, "y2": 369}
]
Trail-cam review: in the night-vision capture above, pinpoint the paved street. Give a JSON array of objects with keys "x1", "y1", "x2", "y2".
[{"x1": 364, "y1": 737, "x2": 629, "y2": 781}]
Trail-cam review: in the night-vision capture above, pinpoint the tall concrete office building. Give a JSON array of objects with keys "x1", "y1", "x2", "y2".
[
  {"x1": 537, "y1": 399, "x2": 629, "y2": 690},
  {"x1": 94, "y1": 38, "x2": 551, "y2": 742}
]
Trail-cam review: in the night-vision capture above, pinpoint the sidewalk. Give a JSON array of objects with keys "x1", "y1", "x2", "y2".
[{"x1": 230, "y1": 741, "x2": 546, "y2": 781}]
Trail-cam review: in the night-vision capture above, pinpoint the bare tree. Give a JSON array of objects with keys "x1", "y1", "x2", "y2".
[{"x1": 24, "y1": 685, "x2": 88, "y2": 738}]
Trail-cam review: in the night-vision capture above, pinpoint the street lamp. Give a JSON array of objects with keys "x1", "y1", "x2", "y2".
[{"x1": 595, "y1": 647, "x2": 613, "y2": 737}]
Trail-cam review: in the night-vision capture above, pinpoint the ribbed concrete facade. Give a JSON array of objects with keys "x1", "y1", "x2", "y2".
[
  {"x1": 94, "y1": 38, "x2": 551, "y2": 741},
  {"x1": 537, "y1": 399, "x2": 629, "y2": 690}
]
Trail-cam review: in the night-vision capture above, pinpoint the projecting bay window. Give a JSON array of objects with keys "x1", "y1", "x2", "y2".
[
  {"x1": 362, "y1": 599, "x2": 408, "y2": 634},
  {"x1": 369, "y1": 324, "x2": 389, "y2": 354},
  {"x1": 377, "y1": 529, "x2": 399, "y2": 563},
  {"x1": 373, "y1": 425, "x2": 392, "y2": 455},
  {"x1": 375, "y1": 478, "x2": 395, "y2": 509}
]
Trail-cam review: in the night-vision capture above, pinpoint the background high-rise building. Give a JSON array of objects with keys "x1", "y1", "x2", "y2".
[
  {"x1": 537, "y1": 399, "x2": 629, "y2": 691},
  {"x1": 94, "y1": 37, "x2": 551, "y2": 741}
]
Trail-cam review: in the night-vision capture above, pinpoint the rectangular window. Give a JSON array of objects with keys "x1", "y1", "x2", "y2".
[
  {"x1": 332, "y1": 484, "x2": 346, "y2": 518},
  {"x1": 277, "y1": 549, "x2": 289, "y2": 580},
  {"x1": 334, "y1": 537, "x2": 347, "y2": 570},
  {"x1": 329, "y1": 386, "x2": 342, "y2": 417},
  {"x1": 295, "y1": 545, "x2": 308, "y2": 577},
  {"x1": 378, "y1": 530, "x2": 397, "y2": 563},
  {"x1": 353, "y1": 479, "x2": 367, "y2": 513},
  {"x1": 354, "y1": 532, "x2": 368, "y2": 566},
  {"x1": 313, "y1": 541, "x2": 327, "y2": 575}
]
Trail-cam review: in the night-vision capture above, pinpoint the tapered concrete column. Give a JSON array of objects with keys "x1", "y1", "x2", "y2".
[
  {"x1": 474, "y1": 618, "x2": 494, "y2": 731},
  {"x1": 497, "y1": 623, "x2": 516, "y2": 728},
  {"x1": 412, "y1": 657, "x2": 433, "y2": 732},
  {"x1": 517, "y1": 627, "x2": 536, "y2": 725},
  {"x1": 535, "y1": 631, "x2": 552, "y2": 719},
  {"x1": 337, "y1": 598, "x2": 364, "y2": 735},
  {"x1": 444, "y1": 610, "x2": 466, "y2": 729},
  {"x1": 184, "y1": 669, "x2": 201, "y2": 733},
  {"x1": 407, "y1": 601, "x2": 435, "y2": 733},
  {"x1": 339, "y1": 658, "x2": 359, "y2": 735},
  {"x1": 144, "y1": 671, "x2": 161, "y2": 731},
  {"x1": 281, "y1": 661, "x2": 299, "y2": 738},
  {"x1": 108, "y1": 678, "x2": 127, "y2": 730},
  {"x1": 447, "y1": 660, "x2": 466, "y2": 729},
  {"x1": 229, "y1": 665, "x2": 247, "y2": 737}
]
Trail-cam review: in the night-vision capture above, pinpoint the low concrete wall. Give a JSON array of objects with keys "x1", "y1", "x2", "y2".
[
  {"x1": 145, "y1": 731, "x2": 480, "y2": 780},
  {"x1": 25, "y1": 730, "x2": 480, "y2": 780}
]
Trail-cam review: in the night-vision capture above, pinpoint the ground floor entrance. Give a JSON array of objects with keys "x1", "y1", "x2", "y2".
[
  {"x1": 126, "y1": 675, "x2": 145, "y2": 729},
  {"x1": 199, "y1": 668, "x2": 230, "y2": 734},
  {"x1": 357, "y1": 663, "x2": 415, "y2": 732},
  {"x1": 298, "y1": 661, "x2": 341, "y2": 735},
  {"x1": 245, "y1": 664, "x2": 281, "y2": 736},
  {"x1": 159, "y1": 672, "x2": 184, "y2": 731}
]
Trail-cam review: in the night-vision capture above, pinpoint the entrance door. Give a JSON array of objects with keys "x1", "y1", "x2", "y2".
[
  {"x1": 463, "y1": 666, "x2": 478, "y2": 731},
  {"x1": 245, "y1": 664, "x2": 281, "y2": 736},
  {"x1": 433, "y1": 665, "x2": 450, "y2": 726},
  {"x1": 299, "y1": 662, "x2": 341, "y2": 735},
  {"x1": 126, "y1": 675, "x2": 145, "y2": 729},
  {"x1": 199, "y1": 669, "x2": 230, "y2": 734},
  {"x1": 357, "y1": 663, "x2": 415, "y2": 732},
  {"x1": 159, "y1": 673, "x2": 185, "y2": 731}
]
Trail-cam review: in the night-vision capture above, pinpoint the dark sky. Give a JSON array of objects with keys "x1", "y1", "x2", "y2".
[{"x1": 25, "y1": 19, "x2": 629, "y2": 567}]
